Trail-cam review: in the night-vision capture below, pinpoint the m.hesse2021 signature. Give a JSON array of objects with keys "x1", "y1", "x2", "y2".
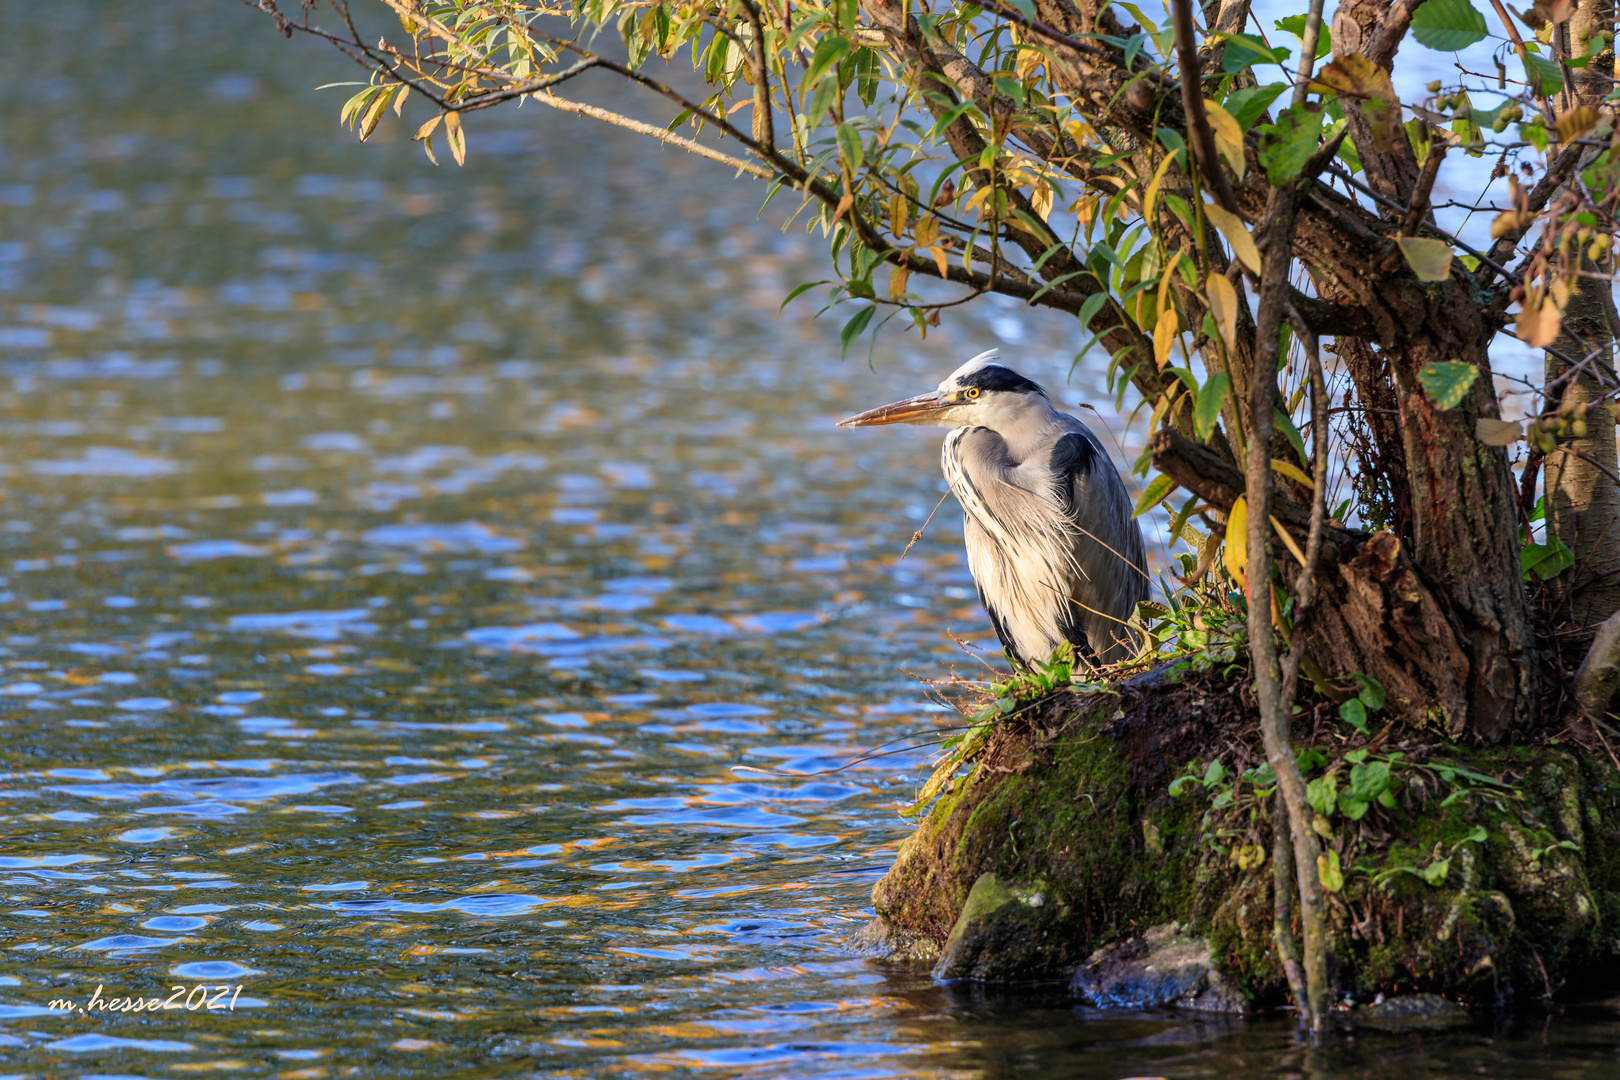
[{"x1": 49, "y1": 984, "x2": 245, "y2": 1014}]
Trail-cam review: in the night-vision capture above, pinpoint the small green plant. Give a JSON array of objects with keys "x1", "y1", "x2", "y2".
[
  {"x1": 1336, "y1": 674, "x2": 1386, "y2": 734},
  {"x1": 903, "y1": 643, "x2": 1088, "y2": 818}
]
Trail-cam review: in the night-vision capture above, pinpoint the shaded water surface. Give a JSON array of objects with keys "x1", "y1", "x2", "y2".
[{"x1": 1, "y1": 2, "x2": 1619, "y2": 1077}]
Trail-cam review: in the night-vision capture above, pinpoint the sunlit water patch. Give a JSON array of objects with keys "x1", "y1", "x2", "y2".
[{"x1": 2, "y1": 2, "x2": 1618, "y2": 1078}]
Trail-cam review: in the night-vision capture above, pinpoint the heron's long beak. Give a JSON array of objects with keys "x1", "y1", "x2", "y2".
[{"x1": 837, "y1": 392, "x2": 949, "y2": 427}]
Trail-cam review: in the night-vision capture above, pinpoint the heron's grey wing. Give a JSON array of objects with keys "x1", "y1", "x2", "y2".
[
  {"x1": 1047, "y1": 423, "x2": 1149, "y2": 661},
  {"x1": 950, "y1": 426, "x2": 1086, "y2": 668}
]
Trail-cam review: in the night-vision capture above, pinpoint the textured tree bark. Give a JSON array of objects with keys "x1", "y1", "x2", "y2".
[
  {"x1": 1153, "y1": 430, "x2": 1477, "y2": 735},
  {"x1": 1543, "y1": 261, "x2": 1620, "y2": 631},
  {"x1": 1544, "y1": 0, "x2": 1620, "y2": 633}
]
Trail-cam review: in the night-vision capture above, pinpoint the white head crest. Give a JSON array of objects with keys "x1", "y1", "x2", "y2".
[{"x1": 940, "y1": 348, "x2": 1002, "y2": 389}]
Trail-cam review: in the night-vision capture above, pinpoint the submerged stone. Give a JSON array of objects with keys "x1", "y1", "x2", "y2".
[
  {"x1": 931, "y1": 873, "x2": 1080, "y2": 982},
  {"x1": 1073, "y1": 922, "x2": 1245, "y2": 1012}
]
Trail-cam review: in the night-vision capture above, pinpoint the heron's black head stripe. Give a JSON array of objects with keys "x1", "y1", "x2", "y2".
[{"x1": 958, "y1": 364, "x2": 1048, "y2": 397}]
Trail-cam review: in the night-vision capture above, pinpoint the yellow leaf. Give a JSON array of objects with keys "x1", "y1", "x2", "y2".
[
  {"x1": 358, "y1": 88, "x2": 390, "y2": 143},
  {"x1": 1490, "y1": 207, "x2": 1534, "y2": 238},
  {"x1": 1202, "y1": 99, "x2": 1246, "y2": 180},
  {"x1": 1203, "y1": 201, "x2": 1261, "y2": 275},
  {"x1": 393, "y1": 86, "x2": 408, "y2": 117},
  {"x1": 444, "y1": 110, "x2": 466, "y2": 167},
  {"x1": 1141, "y1": 149, "x2": 1184, "y2": 227},
  {"x1": 1475, "y1": 418, "x2": 1524, "y2": 445},
  {"x1": 1311, "y1": 54, "x2": 1399, "y2": 153},
  {"x1": 414, "y1": 114, "x2": 442, "y2": 142},
  {"x1": 924, "y1": 245, "x2": 949, "y2": 278},
  {"x1": 1030, "y1": 183, "x2": 1053, "y2": 221},
  {"x1": 1234, "y1": 843, "x2": 1266, "y2": 871},
  {"x1": 1271, "y1": 514, "x2": 1307, "y2": 567},
  {"x1": 1153, "y1": 305, "x2": 1179, "y2": 368},
  {"x1": 1205, "y1": 273, "x2": 1239, "y2": 351},
  {"x1": 1556, "y1": 105, "x2": 1598, "y2": 143},
  {"x1": 1396, "y1": 236, "x2": 1454, "y2": 282},
  {"x1": 1224, "y1": 495, "x2": 1248, "y2": 586},
  {"x1": 889, "y1": 262, "x2": 911, "y2": 300},
  {"x1": 1318, "y1": 849, "x2": 1345, "y2": 893},
  {"x1": 832, "y1": 193, "x2": 855, "y2": 223},
  {"x1": 1518, "y1": 297, "x2": 1562, "y2": 348},
  {"x1": 1271, "y1": 458, "x2": 1314, "y2": 488},
  {"x1": 914, "y1": 214, "x2": 939, "y2": 247}
]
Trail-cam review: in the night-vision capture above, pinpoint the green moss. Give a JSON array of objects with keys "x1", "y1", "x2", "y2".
[{"x1": 871, "y1": 685, "x2": 1620, "y2": 1005}]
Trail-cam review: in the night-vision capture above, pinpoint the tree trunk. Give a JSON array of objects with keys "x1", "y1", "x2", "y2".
[
  {"x1": 1544, "y1": 259, "x2": 1620, "y2": 631},
  {"x1": 1543, "y1": 0, "x2": 1620, "y2": 633}
]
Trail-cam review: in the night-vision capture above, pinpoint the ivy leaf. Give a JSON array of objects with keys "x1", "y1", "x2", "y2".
[
  {"x1": 1340, "y1": 697, "x2": 1369, "y2": 733},
  {"x1": 1397, "y1": 236, "x2": 1454, "y2": 281},
  {"x1": 1307, "y1": 773, "x2": 1339, "y2": 817},
  {"x1": 1416, "y1": 360, "x2": 1478, "y2": 409},
  {"x1": 1318, "y1": 849, "x2": 1346, "y2": 893},
  {"x1": 1258, "y1": 104, "x2": 1325, "y2": 186},
  {"x1": 1409, "y1": 0, "x2": 1488, "y2": 51},
  {"x1": 1522, "y1": 535, "x2": 1575, "y2": 581},
  {"x1": 1194, "y1": 372, "x2": 1231, "y2": 443}
]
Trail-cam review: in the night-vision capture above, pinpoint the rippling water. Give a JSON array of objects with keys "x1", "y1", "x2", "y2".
[{"x1": 2, "y1": 2, "x2": 1619, "y2": 1077}]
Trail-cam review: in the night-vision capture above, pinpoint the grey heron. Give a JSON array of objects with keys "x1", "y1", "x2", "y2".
[{"x1": 839, "y1": 350, "x2": 1148, "y2": 668}]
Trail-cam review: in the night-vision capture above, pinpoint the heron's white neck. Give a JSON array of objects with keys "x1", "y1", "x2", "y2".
[{"x1": 965, "y1": 393, "x2": 1067, "y2": 462}]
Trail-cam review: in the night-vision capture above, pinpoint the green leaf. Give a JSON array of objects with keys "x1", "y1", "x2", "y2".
[
  {"x1": 1218, "y1": 33, "x2": 1289, "y2": 73},
  {"x1": 1525, "y1": 52, "x2": 1565, "y2": 96},
  {"x1": 1521, "y1": 120, "x2": 1550, "y2": 152},
  {"x1": 1274, "y1": 407, "x2": 1307, "y2": 464},
  {"x1": 1259, "y1": 104, "x2": 1325, "y2": 186},
  {"x1": 1349, "y1": 761, "x2": 1392, "y2": 801},
  {"x1": 1194, "y1": 372, "x2": 1230, "y2": 443},
  {"x1": 1223, "y1": 83, "x2": 1288, "y2": 131},
  {"x1": 1133, "y1": 473, "x2": 1178, "y2": 518},
  {"x1": 1307, "y1": 774, "x2": 1339, "y2": 817},
  {"x1": 1522, "y1": 535, "x2": 1575, "y2": 581},
  {"x1": 1398, "y1": 236, "x2": 1455, "y2": 281},
  {"x1": 1422, "y1": 858, "x2": 1451, "y2": 885},
  {"x1": 836, "y1": 122, "x2": 865, "y2": 173},
  {"x1": 1409, "y1": 0, "x2": 1488, "y2": 51},
  {"x1": 1297, "y1": 748, "x2": 1328, "y2": 773},
  {"x1": 1415, "y1": 361, "x2": 1479, "y2": 409},
  {"x1": 805, "y1": 34, "x2": 851, "y2": 90},
  {"x1": 1340, "y1": 697, "x2": 1369, "y2": 733},
  {"x1": 838, "y1": 305, "x2": 874, "y2": 359},
  {"x1": 1338, "y1": 792, "x2": 1371, "y2": 820},
  {"x1": 1354, "y1": 673, "x2": 1386, "y2": 711},
  {"x1": 1077, "y1": 291, "x2": 1108, "y2": 330},
  {"x1": 1274, "y1": 16, "x2": 1332, "y2": 58},
  {"x1": 780, "y1": 280, "x2": 830, "y2": 310}
]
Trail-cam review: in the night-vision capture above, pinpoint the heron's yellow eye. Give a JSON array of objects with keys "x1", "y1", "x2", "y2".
[{"x1": 964, "y1": 387, "x2": 980, "y2": 400}]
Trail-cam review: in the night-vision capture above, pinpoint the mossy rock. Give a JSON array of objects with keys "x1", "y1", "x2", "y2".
[{"x1": 863, "y1": 668, "x2": 1620, "y2": 1009}]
